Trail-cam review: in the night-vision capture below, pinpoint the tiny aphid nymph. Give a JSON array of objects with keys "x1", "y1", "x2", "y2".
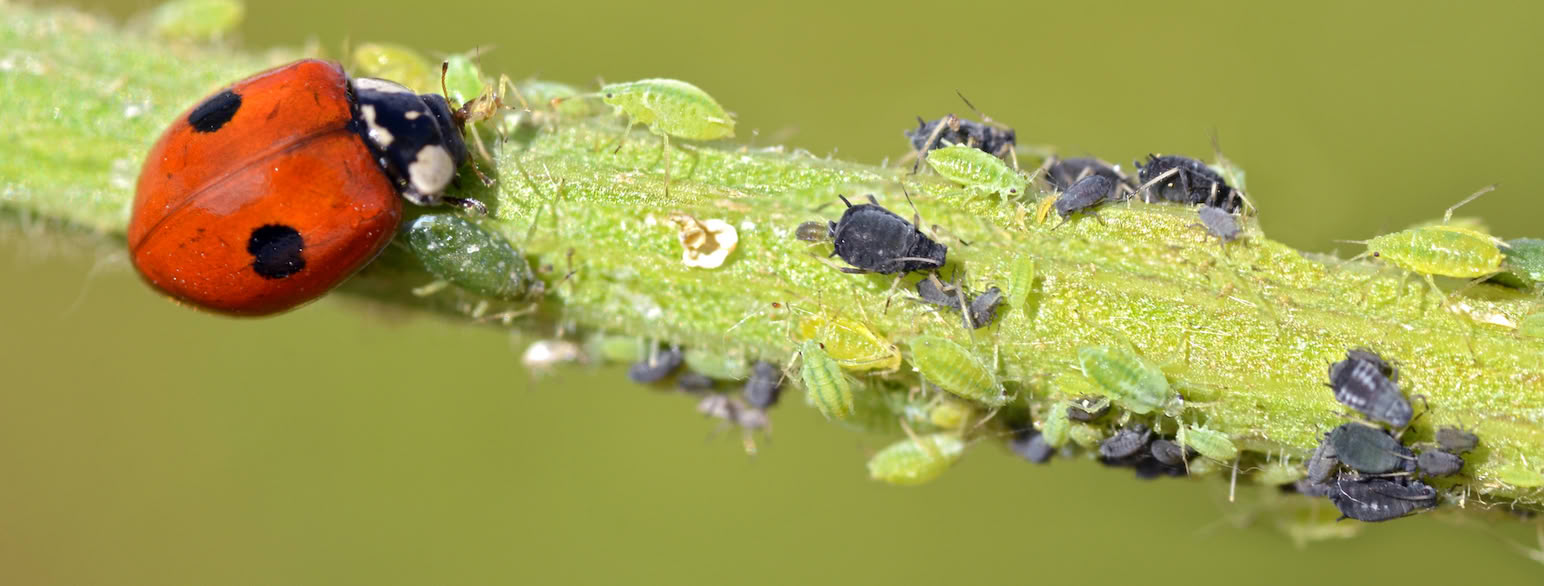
[
  {"x1": 909, "y1": 335, "x2": 1006, "y2": 407},
  {"x1": 926, "y1": 144, "x2": 1028, "y2": 199},
  {"x1": 867, "y1": 433, "x2": 967, "y2": 486},
  {"x1": 1177, "y1": 424, "x2": 1237, "y2": 462},
  {"x1": 1077, "y1": 345, "x2": 1175, "y2": 415},
  {"x1": 798, "y1": 340, "x2": 854, "y2": 420}
]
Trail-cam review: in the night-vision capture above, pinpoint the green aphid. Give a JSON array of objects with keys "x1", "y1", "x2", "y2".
[
  {"x1": 1254, "y1": 461, "x2": 1306, "y2": 486},
  {"x1": 1040, "y1": 401, "x2": 1072, "y2": 448},
  {"x1": 867, "y1": 433, "x2": 967, "y2": 486},
  {"x1": 440, "y1": 53, "x2": 489, "y2": 107},
  {"x1": 909, "y1": 336, "x2": 1007, "y2": 407},
  {"x1": 1178, "y1": 424, "x2": 1238, "y2": 462},
  {"x1": 148, "y1": 0, "x2": 244, "y2": 42},
  {"x1": 1005, "y1": 256, "x2": 1036, "y2": 314},
  {"x1": 407, "y1": 214, "x2": 534, "y2": 300},
  {"x1": 350, "y1": 42, "x2": 438, "y2": 93},
  {"x1": 585, "y1": 334, "x2": 646, "y2": 364},
  {"x1": 683, "y1": 348, "x2": 750, "y2": 381},
  {"x1": 926, "y1": 144, "x2": 1028, "y2": 199},
  {"x1": 1493, "y1": 458, "x2": 1544, "y2": 488},
  {"x1": 597, "y1": 79, "x2": 736, "y2": 196},
  {"x1": 799, "y1": 341, "x2": 854, "y2": 420},
  {"x1": 1490, "y1": 238, "x2": 1544, "y2": 289},
  {"x1": 1354, "y1": 185, "x2": 1506, "y2": 282},
  {"x1": 1067, "y1": 423, "x2": 1106, "y2": 450},
  {"x1": 1077, "y1": 345, "x2": 1175, "y2": 415}
]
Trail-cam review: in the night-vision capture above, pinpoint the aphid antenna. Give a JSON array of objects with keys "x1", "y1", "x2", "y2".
[
  {"x1": 1443, "y1": 184, "x2": 1498, "y2": 224},
  {"x1": 1131, "y1": 166, "x2": 1182, "y2": 204},
  {"x1": 954, "y1": 90, "x2": 1019, "y2": 168}
]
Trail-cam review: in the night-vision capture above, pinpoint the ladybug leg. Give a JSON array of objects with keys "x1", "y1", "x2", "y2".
[{"x1": 442, "y1": 196, "x2": 489, "y2": 215}]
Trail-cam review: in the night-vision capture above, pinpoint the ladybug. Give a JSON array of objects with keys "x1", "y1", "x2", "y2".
[{"x1": 129, "y1": 59, "x2": 488, "y2": 316}]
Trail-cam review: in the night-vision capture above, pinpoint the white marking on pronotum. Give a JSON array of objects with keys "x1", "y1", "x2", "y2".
[
  {"x1": 408, "y1": 145, "x2": 455, "y2": 194},
  {"x1": 353, "y1": 77, "x2": 415, "y2": 95},
  {"x1": 361, "y1": 104, "x2": 393, "y2": 147}
]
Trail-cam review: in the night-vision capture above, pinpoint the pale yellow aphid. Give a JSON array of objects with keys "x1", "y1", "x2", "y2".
[
  {"x1": 796, "y1": 315, "x2": 902, "y2": 372},
  {"x1": 866, "y1": 432, "x2": 967, "y2": 486}
]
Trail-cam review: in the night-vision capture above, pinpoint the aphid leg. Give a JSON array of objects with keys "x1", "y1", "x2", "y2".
[
  {"x1": 1229, "y1": 458, "x2": 1239, "y2": 503},
  {"x1": 911, "y1": 114, "x2": 958, "y2": 175}
]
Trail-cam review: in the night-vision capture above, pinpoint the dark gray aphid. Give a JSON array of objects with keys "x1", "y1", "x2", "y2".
[
  {"x1": 1328, "y1": 423, "x2": 1411, "y2": 474},
  {"x1": 1150, "y1": 439, "x2": 1193, "y2": 467},
  {"x1": 742, "y1": 361, "x2": 784, "y2": 409},
  {"x1": 827, "y1": 195, "x2": 947, "y2": 274},
  {"x1": 1195, "y1": 206, "x2": 1241, "y2": 243},
  {"x1": 1344, "y1": 348, "x2": 1398, "y2": 382},
  {"x1": 1054, "y1": 174, "x2": 1117, "y2": 220},
  {"x1": 1011, "y1": 429, "x2": 1054, "y2": 464},
  {"x1": 627, "y1": 348, "x2": 685, "y2": 384},
  {"x1": 966, "y1": 287, "x2": 1003, "y2": 329},
  {"x1": 914, "y1": 276, "x2": 1001, "y2": 330},
  {"x1": 1044, "y1": 157, "x2": 1128, "y2": 192},
  {"x1": 676, "y1": 372, "x2": 716, "y2": 392},
  {"x1": 1066, "y1": 396, "x2": 1111, "y2": 422},
  {"x1": 1306, "y1": 438, "x2": 1340, "y2": 483},
  {"x1": 905, "y1": 115, "x2": 1016, "y2": 159},
  {"x1": 1134, "y1": 456, "x2": 1188, "y2": 479},
  {"x1": 1330, "y1": 476, "x2": 1438, "y2": 522},
  {"x1": 915, "y1": 276, "x2": 963, "y2": 310},
  {"x1": 1417, "y1": 449, "x2": 1464, "y2": 477},
  {"x1": 1435, "y1": 426, "x2": 1479, "y2": 454},
  {"x1": 1134, "y1": 154, "x2": 1240, "y2": 212},
  {"x1": 1293, "y1": 479, "x2": 1335, "y2": 498},
  {"x1": 795, "y1": 221, "x2": 830, "y2": 242},
  {"x1": 1099, "y1": 424, "x2": 1153, "y2": 460},
  {"x1": 1328, "y1": 351, "x2": 1412, "y2": 428}
]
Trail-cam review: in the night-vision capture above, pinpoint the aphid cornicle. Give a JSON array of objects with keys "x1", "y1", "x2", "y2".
[
  {"x1": 908, "y1": 336, "x2": 1006, "y2": 407},
  {"x1": 867, "y1": 433, "x2": 967, "y2": 486},
  {"x1": 1077, "y1": 345, "x2": 1174, "y2": 415},
  {"x1": 594, "y1": 78, "x2": 736, "y2": 196},
  {"x1": 798, "y1": 340, "x2": 854, "y2": 420},
  {"x1": 826, "y1": 195, "x2": 947, "y2": 275},
  {"x1": 926, "y1": 144, "x2": 1027, "y2": 199},
  {"x1": 1327, "y1": 423, "x2": 1410, "y2": 474},
  {"x1": 1330, "y1": 476, "x2": 1437, "y2": 523},
  {"x1": 1133, "y1": 154, "x2": 1241, "y2": 212},
  {"x1": 1327, "y1": 349, "x2": 1412, "y2": 428}
]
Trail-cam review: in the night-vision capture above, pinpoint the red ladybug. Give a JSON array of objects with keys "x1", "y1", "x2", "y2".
[{"x1": 129, "y1": 59, "x2": 485, "y2": 316}]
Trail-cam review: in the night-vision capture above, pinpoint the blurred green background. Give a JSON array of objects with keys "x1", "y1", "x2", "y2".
[{"x1": 3, "y1": 0, "x2": 1544, "y2": 583}]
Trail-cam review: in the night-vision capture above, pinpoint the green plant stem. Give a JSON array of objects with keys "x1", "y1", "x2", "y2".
[{"x1": 4, "y1": 3, "x2": 1543, "y2": 512}]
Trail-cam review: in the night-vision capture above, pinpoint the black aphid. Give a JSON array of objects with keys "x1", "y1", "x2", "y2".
[
  {"x1": 1306, "y1": 438, "x2": 1340, "y2": 484},
  {"x1": 795, "y1": 221, "x2": 830, "y2": 242},
  {"x1": 627, "y1": 348, "x2": 684, "y2": 384},
  {"x1": 1327, "y1": 350, "x2": 1412, "y2": 428},
  {"x1": 1011, "y1": 429, "x2": 1054, "y2": 464},
  {"x1": 742, "y1": 361, "x2": 784, "y2": 409},
  {"x1": 1417, "y1": 449, "x2": 1464, "y2": 477},
  {"x1": 1328, "y1": 423, "x2": 1411, "y2": 474},
  {"x1": 676, "y1": 372, "x2": 716, "y2": 392},
  {"x1": 1150, "y1": 439, "x2": 1193, "y2": 467},
  {"x1": 1293, "y1": 479, "x2": 1335, "y2": 498},
  {"x1": 1066, "y1": 396, "x2": 1110, "y2": 422},
  {"x1": 914, "y1": 276, "x2": 1000, "y2": 330},
  {"x1": 1435, "y1": 426, "x2": 1479, "y2": 454},
  {"x1": 1134, "y1": 154, "x2": 1240, "y2": 212},
  {"x1": 966, "y1": 287, "x2": 1003, "y2": 329},
  {"x1": 905, "y1": 115, "x2": 1016, "y2": 159},
  {"x1": 1330, "y1": 476, "x2": 1438, "y2": 523},
  {"x1": 916, "y1": 276, "x2": 963, "y2": 310},
  {"x1": 1133, "y1": 456, "x2": 1188, "y2": 479},
  {"x1": 1345, "y1": 348, "x2": 1398, "y2": 381},
  {"x1": 827, "y1": 195, "x2": 947, "y2": 274},
  {"x1": 1043, "y1": 157, "x2": 1129, "y2": 192},
  {"x1": 1054, "y1": 174, "x2": 1118, "y2": 221},
  {"x1": 1099, "y1": 424, "x2": 1153, "y2": 461},
  {"x1": 1195, "y1": 206, "x2": 1241, "y2": 243}
]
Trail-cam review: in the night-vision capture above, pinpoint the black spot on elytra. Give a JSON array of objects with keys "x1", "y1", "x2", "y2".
[
  {"x1": 188, "y1": 90, "x2": 242, "y2": 133},
  {"x1": 248, "y1": 224, "x2": 305, "y2": 279}
]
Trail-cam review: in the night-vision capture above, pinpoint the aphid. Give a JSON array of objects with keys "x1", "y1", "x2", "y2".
[
  {"x1": 1494, "y1": 458, "x2": 1544, "y2": 488},
  {"x1": 1330, "y1": 476, "x2": 1438, "y2": 522},
  {"x1": 1150, "y1": 439, "x2": 1193, "y2": 467},
  {"x1": 1306, "y1": 438, "x2": 1341, "y2": 484},
  {"x1": 628, "y1": 347, "x2": 685, "y2": 384},
  {"x1": 586, "y1": 333, "x2": 645, "y2": 364},
  {"x1": 1099, "y1": 424, "x2": 1153, "y2": 461},
  {"x1": 794, "y1": 221, "x2": 830, "y2": 242},
  {"x1": 966, "y1": 287, "x2": 1004, "y2": 329},
  {"x1": 148, "y1": 0, "x2": 244, "y2": 42},
  {"x1": 1350, "y1": 186, "x2": 1506, "y2": 291},
  {"x1": 1053, "y1": 174, "x2": 1118, "y2": 223},
  {"x1": 909, "y1": 335, "x2": 1007, "y2": 406},
  {"x1": 926, "y1": 144, "x2": 1028, "y2": 199},
  {"x1": 1177, "y1": 424, "x2": 1238, "y2": 462},
  {"x1": 1005, "y1": 256, "x2": 1036, "y2": 313},
  {"x1": 595, "y1": 78, "x2": 736, "y2": 195},
  {"x1": 867, "y1": 433, "x2": 967, "y2": 486},
  {"x1": 1416, "y1": 449, "x2": 1464, "y2": 477},
  {"x1": 522, "y1": 339, "x2": 584, "y2": 373},
  {"x1": 1133, "y1": 154, "x2": 1241, "y2": 212},
  {"x1": 1327, "y1": 349, "x2": 1411, "y2": 428},
  {"x1": 1011, "y1": 429, "x2": 1054, "y2": 464},
  {"x1": 1041, "y1": 157, "x2": 1128, "y2": 192},
  {"x1": 1134, "y1": 457, "x2": 1188, "y2": 480},
  {"x1": 1065, "y1": 396, "x2": 1111, "y2": 422},
  {"x1": 1327, "y1": 423, "x2": 1411, "y2": 474},
  {"x1": 915, "y1": 275, "x2": 962, "y2": 310},
  {"x1": 696, "y1": 393, "x2": 770, "y2": 455},
  {"x1": 1494, "y1": 237, "x2": 1544, "y2": 288},
  {"x1": 1040, "y1": 402, "x2": 1072, "y2": 448},
  {"x1": 440, "y1": 52, "x2": 490, "y2": 108},
  {"x1": 826, "y1": 195, "x2": 947, "y2": 275},
  {"x1": 1343, "y1": 348, "x2": 1398, "y2": 380},
  {"x1": 1293, "y1": 479, "x2": 1336, "y2": 499},
  {"x1": 1256, "y1": 461, "x2": 1307, "y2": 486},
  {"x1": 914, "y1": 275, "x2": 1003, "y2": 330},
  {"x1": 905, "y1": 92, "x2": 1017, "y2": 171},
  {"x1": 676, "y1": 372, "x2": 716, "y2": 392},
  {"x1": 1194, "y1": 206, "x2": 1242, "y2": 244},
  {"x1": 1077, "y1": 345, "x2": 1175, "y2": 415},
  {"x1": 407, "y1": 214, "x2": 535, "y2": 300},
  {"x1": 682, "y1": 348, "x2": 751, "y2": 381},
  {"x1": 350, "y1": 43, "x2": 438, "y2": 94},
  {"x1": 1435, "y1": 425, "x2": 1479, "y2": 454},
  {"x1": 796, "y1": 314, "x2": 902, "y2": 372},
  {"x1": 1067, "y1": 423, "x2": 1107, "y2": 450},
  {"x1": 798, "y1": 340, "x2": 854, "y2": 420},
  {"x1": 742, "y1": 361, "x2": 784, "y2": 409}
]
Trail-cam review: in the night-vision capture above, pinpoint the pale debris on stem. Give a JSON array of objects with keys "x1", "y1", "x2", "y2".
[{"x1": 669, "y1": 213, "x2": 739, "y2": 269}]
